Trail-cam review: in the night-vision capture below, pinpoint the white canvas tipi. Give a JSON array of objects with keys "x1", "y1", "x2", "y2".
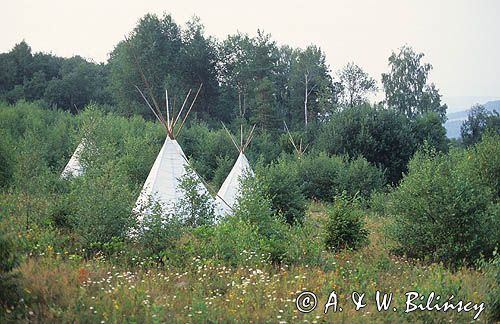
[
  {"x1": 133, "y1": 84, "x2": 218, "y2": 220},
  {"x1": 215, "y1": 124, "x2": 255, "y2": 215},
  {"x1": 61, "y1": 140, "x2": 85, "y2": 179}
]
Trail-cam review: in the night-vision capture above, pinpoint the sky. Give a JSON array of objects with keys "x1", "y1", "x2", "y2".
[{"x1": 2, "y1": 0, "x2": 499, "y2": 112}]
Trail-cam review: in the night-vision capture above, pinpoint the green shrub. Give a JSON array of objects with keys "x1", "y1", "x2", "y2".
[
  {"x1": 469, "y1": 133, "x2": 500, "y2": 197},
  {"x1": 67, "y1": 161, "x2": 136, "y2": 251},
  {"x1": 285, "y1": 216, "x2": 329, "y2": 266},
  {"x1": 133, "y1": 205, "x2": 185, "y2": 259},
  {"x1": 233, "y1": 175, "x2": 290, "y2": 263},
  {"x1": 316, "y1": 104, "x2": 416, "y2": 183},
  {"x1": 260, "y1": 157, "x2": 307, "y2": 225},
  {"x1": 298, "y1": 153, "x2": 344, "y2": 201},
  {"x1": 0, "y1": 221, "x2": 22, "y2": 309},
  {"x1": 387, "y1": 142, "x2": 499, "y2": 268},
  {"x1": 192, "y1": 217, "x2": 262, "y2": 266},
  {"x1": 177, "y1": 167, "x2": 217, "y2": 227},
  {"x1": 340, "y1": 156, "x2": 385, "y2": 201},
  {"x1": 324, "y1": 194, "x2": 369, "y2": 251},
  {"x1": 483, "y1": 250, "x2": 500, "y2": 321},
  {"x1": 0, "y1": 136, "x2": 13, "y2": 188}
]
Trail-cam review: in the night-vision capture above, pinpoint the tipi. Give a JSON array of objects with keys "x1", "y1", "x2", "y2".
[
  {"x1": 61, "y1": 140, "x2": 85, "y2": 178},
  {"x1": 284, "y1": 121, "x2": 308, "y2": 158},
  {"x1": 133, "y1": 85, "x2": 216, "y2": 220},
  {"x1": 215, "y1": 124, "x2": 255, "y2": 215}
]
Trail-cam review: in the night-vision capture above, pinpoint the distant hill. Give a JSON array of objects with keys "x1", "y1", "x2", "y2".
[{"x1": 444, "y1": 100, "x2": 500, "y2": 138}]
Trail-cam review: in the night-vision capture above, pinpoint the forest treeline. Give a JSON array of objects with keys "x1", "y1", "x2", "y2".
[{"x1": 1, "y1": 13, "x2": 448, "y2": 127}]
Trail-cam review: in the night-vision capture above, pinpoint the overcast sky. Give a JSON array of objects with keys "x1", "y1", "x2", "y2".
[{"x1": 2, "y1": 0, "x2": 499, "y2": 111}]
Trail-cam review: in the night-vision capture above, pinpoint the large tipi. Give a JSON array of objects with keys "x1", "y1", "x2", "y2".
[
  {"x1": 215, "y1": 124, "x2": 255, "y2": 215},
  {"x1": 133, "y1": 85, "x2": 216, "y2": 220},
  {"x1": 60, "y1": 140, "x2": 85, "y2": 179}
]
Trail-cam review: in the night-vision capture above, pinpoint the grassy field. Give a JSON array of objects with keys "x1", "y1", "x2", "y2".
[{"x1": 3, "y1": 203, "x2": 495, "y2": 323}]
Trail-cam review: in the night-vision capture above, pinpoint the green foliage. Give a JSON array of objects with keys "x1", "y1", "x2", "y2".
[
  {"x1": 317, "y1": 104, "x2": 416, "y2": 183},
  {"x1": 382, "y1": 45, "x2": 447, "y2": 121},
  {"x1": 482, "y1": 251, "x2": 500, "y2": 321},
  {"x1": 67, "y1": 162, "x2": 136, "y2": 250},
  {"x1": 412, "y1": 112, "x2": 448, "y2": 152},
  {"x1": 233, "y1": 175, "x2": 290, "y2": 264},
  {"x1": 0, "y1": 137, "x2": 13, "y2": 188},
  {"x1": 324, "y1": 194, "x2": 369, "y2": 251},
  {"x1": 190, "y1": 217, "x2": 262, "y2": 266},
  {"x1": 296, "y1": 153, "x2": 384, "y2": 202},
  {"x1": 461, "y1": 104, "x2": 500, "y2": 146},
  {"x1": 340, "y1": 156, "x2": 385, "y2": 200},
  {"x1": 387, "y1": 139, "x2": 499, "y2": 268},
  {"x1": 259, "y1": 157, "x2": 306, "y2": 225},
  {"x1": 134, "y1": 207, "x2": 184, "y2": 259},
  {"x1": 177, "y1": 167, "x2": 216, "y2": 227},
  {"x1": 0, "y1": 220, "x2": 22, "y2": 308},
  {"x1": 298, "y1": 153, "x2": 344, "y2": 200},
  {"x1": 469, "y1": 133, "x2": 500, "y2": 196},
  {"x1": 0, "y1": 41, "x2": 110, "y2": 109},
  {"x1": 337, "y1": 62, "x2": 377, "y2": 108}
]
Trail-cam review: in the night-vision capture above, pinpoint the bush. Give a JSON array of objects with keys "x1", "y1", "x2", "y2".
[
  {"x1": 340, "y1": 156, "x2": 385, "y2": 201},
  {"x1": 133, "y1": 207, "x2": 184, "y2": 259},
  {"x1": 483, "y1": 251, "x2": 500, "y2": 321},
  {"x1": 67, "y1": 161, "x2": 136, "y2": 251},
  {"x1": 177, "y1": 167, "x2": 217, "y2": 227},
  {"x1": 387, "y1": 141, "x2": 499, "y2": 268},
  {"x1": 317, "y1": 104, "x2": 416, "y2": 183},
  {"x1": 260, "y1": 157, "x2": 307, "y2": 225},
  {"x1": 0, "y1": 221, "x2": 22, "y2": 309},
  {"x1": 191, "y1": 217, "x2": 262, "y2": 266},
  {"x1": 233, "y1": 175, "x2": 290, "y2": 263},
  {"x1": 298, "y1": 153, "x2": 344, "y2": 201},
  {"x1": 324, "y1": 194, "x2": 369, "y2": 251}
]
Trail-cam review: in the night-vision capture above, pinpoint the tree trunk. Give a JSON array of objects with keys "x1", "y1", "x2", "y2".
[{"x1": 304, "y1": 73, "x2": 308, "y2": 127}]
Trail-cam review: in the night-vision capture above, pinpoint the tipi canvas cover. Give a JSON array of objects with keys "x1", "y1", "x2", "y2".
[
  {"x1": 130, "y1": 82, "x2": 222, "y2": 222},
  {"x1": 216, "y1": 151, "x2": 253, "y2": 215},
  {"x1": 215, "y1": 124, "x2": 256, "y2": 215},
  {"x1": 61, "y1": 140, "x2": 85, "y2": 178},
  {"x1": 133, "y1": 137, "x2": 212, "y2": 219}
]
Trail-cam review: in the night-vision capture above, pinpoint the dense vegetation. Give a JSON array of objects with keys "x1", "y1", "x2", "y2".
[{"x1": 1, "y1": 12, "x2": 499, "y2": 323}]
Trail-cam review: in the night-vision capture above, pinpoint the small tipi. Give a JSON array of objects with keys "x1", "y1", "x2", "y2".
[
  {"x1": 61, "y1": 140, "x2": 85, "y2": 179},
  {"x1": 215, "y1": 124, "x2": 255, "y2": 215},
  {"x1": 284, "y1": 121, "x2": 308, "y2": 158}
]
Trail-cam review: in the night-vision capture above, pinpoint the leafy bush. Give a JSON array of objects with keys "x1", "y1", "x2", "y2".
[
  {"x1": 317, "y1": 104, "x2": 416, "y2": 183},
  {"x1": 177, "y1": 167, "x2": 217, "y2": 227},
  {"x1": 324, "y1": 194, "x2": 369, "y2": 251},
  {"x1": 191, "y1": 217, "x2": 262, "y2": 266},
  {"x1": 233, "y1": 175, "x2": 290, "y2": 263},
  {"x1": 387, "y1": 140, "x2": 499, "y2": 268},
  {"x1": 67, "y1": 161, "x2": 136, "y2": 251},
  {"x1": 0, "y1": 221, "x2": 22, "y2": 309},
  {"x1": 260, "y1": 157, "x2": 306, "y2": 224},
  {"x1": 340, "y1": 156, "x2": 385, "y2": 200},
  {"x1": 483, "y1": 251, "x2": 500, "y2": 321},
  {"x1": 133, "y1": 206, "x2": 185, "y2": 259},
  {"x1": 298, "y1": 153, "x2": 344, "y2": 200}
]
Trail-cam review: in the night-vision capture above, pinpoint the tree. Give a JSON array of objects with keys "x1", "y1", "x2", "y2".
[
  {"x1": 412, "y1": 112, "x2": 448, "y2": 152},
  {"x1": 317, "y1": 104, "x2": 416, "y2": 183},
  {"x1": 338, "y1": 62, "x2": 376, "y2": 108},
  {"x1": 179, "y1": 17, "x2": 220, "y2": 119},
  {"x1": 108, "y1": 13, "x2": 183, "y2": 117},
  {"x1": 43, "y1": 56, "x2": 110, "y2": 109},
  {"x1": 382, "y1": 45, "x2": 447, "y2": 121},
  {"x1": 461, "y1": 104, "x2": 500, "y2": 146},
  {"x1": 288, "y1": 46, "x2": 334, "y2": 127}
]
